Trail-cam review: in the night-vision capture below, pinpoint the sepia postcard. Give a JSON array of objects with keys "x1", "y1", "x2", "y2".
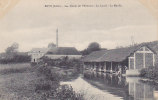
[{"x1": 0, "y1": 0, "x2": 158, "y2": 100}]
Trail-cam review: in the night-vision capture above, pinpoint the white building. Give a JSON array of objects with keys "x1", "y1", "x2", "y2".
[
  {"x1": 28, "y1": 48, "x2": 49, "y2": 62},
  {"x1": 28, "y1": 47, "x2": 82, "y2": 63},
  {"x1": 28, "y1": 29, "x2": 82, "y2": 62}
]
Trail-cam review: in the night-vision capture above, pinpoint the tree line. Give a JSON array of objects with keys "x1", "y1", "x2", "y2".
[
  {"x1": 80, "y1": 42, "x2": 107, "y2": 55},
  {"x1": 0, "y1": 43, "x2": 31, "y2": 64}
]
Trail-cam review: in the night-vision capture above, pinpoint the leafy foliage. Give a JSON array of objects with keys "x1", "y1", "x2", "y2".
[
  {"x1": 140, "y1": 65, "x2": 158, "y2": 80},
  {"x1": 81, "y1": 42, "x2": 102, "y2": 55},
  {"x1": 48, "y1": 42, "x2": 56, "y2": 48},
  {"x1": 40, "y1": 56, "x2": 83, "y2": 69},
  {"x1": 54, "y1": 85, "x2": 84, "y2": 100},
  {"x1": 5, "y1": 42, "x2": 19, "y2": 55},
  {"x1": 0, "y1": 54, "x2": 31, "y2": 64},
  {"x1": 34, "y1": 64, "x2": 84, "y2": 100}
]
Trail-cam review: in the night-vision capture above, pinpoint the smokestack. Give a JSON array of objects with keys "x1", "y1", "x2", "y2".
[{"x1": 56, "y1": 28, "x2": 58, "y2": 47}]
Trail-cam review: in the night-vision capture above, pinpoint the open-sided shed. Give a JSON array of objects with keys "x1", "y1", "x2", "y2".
[{"x1": 82, "y1": 45, "x2": 156, "y2": 75}]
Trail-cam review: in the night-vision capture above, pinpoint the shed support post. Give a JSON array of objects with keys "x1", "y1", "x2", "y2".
[
  {"x1": 83, "y1": 62, "x2": 85, "y2": 69},
  {"x1": 128, "y1": 58, "x2": 130, "y2": 70},
  {"x1": 90, "y1": 62, "x2": 92, "y2": 70},
  {"x1": 111, "y1": 62, "x2": 113, "y2": 72},
  {"x1": 153, "y1": 54, "x2": 155, "y2": 66},
  {"x1": 99, "y1": 62, "x2": 101, "y2": 71},
  {"x1": 134, "y1": 53, "x2": 136, "y2": 70},
  {"x1": 104, "y1": 62, "x2": 106, "y2": 72},
  {"x1": 94, "y1": 62, "x2": 96, "y2": 71}
]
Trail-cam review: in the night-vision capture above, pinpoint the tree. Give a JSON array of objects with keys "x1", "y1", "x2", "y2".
[
  {"x1": 5, "y1": 42, "x2": 19, "y2": 54},
  {"x1": 81, "y1": 42, "x2": 101, "y2": 55},
  {"x1": 87, "y1": 42, "x2": 101, "y2": 51},
  {"x1": 48, "y1": 42, "x2": 56, "y2": 48}
]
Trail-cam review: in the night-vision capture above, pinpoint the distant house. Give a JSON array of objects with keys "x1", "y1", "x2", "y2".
[
  {"x1": 28, "y1": 48, "x2": 49, "y2": 62},
  {"x1": 45, "y1": 47, "x2": 82, "y2": 59},
  {"x1": 28, "y1": 47, "x2": 82, "y2": 63},
  {"x1": 82, "y1": 45, "x2": 156, "y2": 76}
]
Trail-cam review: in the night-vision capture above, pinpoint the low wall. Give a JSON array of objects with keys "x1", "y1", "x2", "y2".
[
  {"x1": 45, "y1": 54, "x2": 82, "y2": 59},
  {"x1": 126, "y1": 69, "x2": 140, "y2": 76}
]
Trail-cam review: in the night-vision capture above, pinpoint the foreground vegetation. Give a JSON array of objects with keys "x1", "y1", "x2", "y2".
[
  {"x1": 0, "y1": 62, "x2": 84, "y2": 100},
  {"x1": 0, "y1": 54, "x2": 31, "y2": 64},
  {"x1": 140, "y1": 65, "x2": 158, "y2": 81}
]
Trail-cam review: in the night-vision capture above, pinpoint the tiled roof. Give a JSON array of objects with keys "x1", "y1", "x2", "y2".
[
  {"x1": 29, "y1": 48, "x2": 49, "y2": 53},
  {"x1": 83, "y1": 44, "x2": 156, "y2": 62}
]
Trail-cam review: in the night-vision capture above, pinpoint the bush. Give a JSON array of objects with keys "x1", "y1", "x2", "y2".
[
  {"x1": 0, "y1": 66, "x2": 29, "y2": 75},
  {"x1": 140, "y1": 66, "x2": 158, "y2": 80},
  {"x1": 36, "y1": 65, "x2": 60, "y2": 82},
  {"x1": 40, "y1": 56, "x2": 83, "y2": 70},
  {"x1": 0, "y1": 54, "x2": 31, "y2": 64},
  {"x1": 54, "y1": 85, "x2": 84, "y2": 100},
  {"x1": 33, "y1": 65, "x2": 84, "y2": 100}
]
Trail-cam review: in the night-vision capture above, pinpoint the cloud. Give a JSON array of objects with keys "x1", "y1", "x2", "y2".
[{"x1": 0, "y1": 0, "x2": 157, "y2": 52}]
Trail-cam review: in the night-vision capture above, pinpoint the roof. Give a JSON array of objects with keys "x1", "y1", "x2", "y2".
[
  {"x1": 29, "y1": 48, "x2": 49, "y2": 53},
  {"x1": 46, "y1": 47, "x2": 81, "y2": 55},
  {"x1": 82, "y1": 50, "x2": 107, "y2": 61},
  {"x1": 83, "y1": 44, "x2": 156, "y2": 62}
]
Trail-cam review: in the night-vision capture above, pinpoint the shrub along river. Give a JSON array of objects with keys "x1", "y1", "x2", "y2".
[{"x1": 61, "y1": 71, "x2": 158, "y2": 100}]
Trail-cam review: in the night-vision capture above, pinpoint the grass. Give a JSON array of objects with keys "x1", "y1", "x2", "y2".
[
  {"x1": 0, "y1": 63, "x2": 30, "y2": 70},
  {"x1": 0, "y1": 67, "x2": 29, "y2": 75},
  {"x1": 0, "y1": 63, "x2": 84, "y2": 100},
  {"x1": 0, "y1": 63, "x2": 38, "y2": 100}
]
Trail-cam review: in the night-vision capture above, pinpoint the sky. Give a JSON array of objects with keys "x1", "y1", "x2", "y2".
[{"x1": 0, "y1": 0, "x2": 157, "y2": 52}]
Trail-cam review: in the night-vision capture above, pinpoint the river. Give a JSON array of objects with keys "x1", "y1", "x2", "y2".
[{"x1": 61, "y1": 71, "x2": 158, "y2": 100}]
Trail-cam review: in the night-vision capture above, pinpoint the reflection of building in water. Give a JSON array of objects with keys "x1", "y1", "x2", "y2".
[
  {"x1": 83, "y1": 71, "x2": 132, "y2": 100},
  {"x1": 129, "y1": 81, "x2": 155, "y2": 100},
  {"x1": 84, "y1": 71, "x2": 157, "y2": 100}
]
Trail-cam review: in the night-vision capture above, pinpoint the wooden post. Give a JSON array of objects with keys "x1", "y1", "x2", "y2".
[
  {"x1": 94, "y1": 62, "x2": 96, "y2": 71},
  {"x1": 134, "y1": 53, "x2": 136, "y2": 70},
  {"x1": 153, "y1": 54, "x2": 155, "y2": 66},
  {"x1": 111, "y1": 62, "x2": 113, "y2": 72},
  {"x1": 83, "y1": 62, "x2": 85, "y2": 69},
  {"x1": 104, "y1": 62, "x2": 106, "y2": 72},
  {"x1": 143, "y1": 47, "x2": 146, "y2": 68},
  {"x1": 128, "y1": 57, "x2": 130, "y2": 70},
  {"x1": 99, "y1": 62, "x2": 101, "y2": 71}
]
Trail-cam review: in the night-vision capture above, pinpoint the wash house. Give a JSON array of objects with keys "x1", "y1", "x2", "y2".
[{"x1": 82, "y1": 45, "x2": 156, "y2": 75}]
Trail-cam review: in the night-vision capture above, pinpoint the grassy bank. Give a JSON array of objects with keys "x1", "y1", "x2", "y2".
[
  {"x1": 0, "y1": 63, "x2": 30, "y2": 75},
  {"x1": 0, "y1": 63, "x2": 84, "y2": 100},
  {"x1": 34, "y1": 64, "x2": 84, "y2": 100}
]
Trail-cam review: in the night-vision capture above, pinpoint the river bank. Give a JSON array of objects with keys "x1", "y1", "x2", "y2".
[
  {"x1": 0, "y1": 62, "x2": 158, "y2": 100},
  {"x1": 0, "y1": 63, "x2": 84, "y2": 100},
  {"x1": 139, "y1": 65, "x2": 158, "y2": 85}
]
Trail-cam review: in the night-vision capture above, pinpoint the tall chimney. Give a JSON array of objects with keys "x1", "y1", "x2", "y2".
[{"x1": 56, "y1": 28, "x2": 58, "y2": 47}]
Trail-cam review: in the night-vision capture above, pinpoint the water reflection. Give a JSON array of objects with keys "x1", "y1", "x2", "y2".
[
  {"x1": 127, "y1": 77, "x2": 158, "y2": 100},
  {"x1": 83, "y1": 71, "x2": 131, "y2": 100},
  {"x1": 61, "y1": 71, "x2": 158, "y2": 100}
]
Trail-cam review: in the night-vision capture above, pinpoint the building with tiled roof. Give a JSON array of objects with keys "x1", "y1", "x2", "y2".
[{"x1": 82, "y1": 44, "x2": 157, "y2": 76}]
